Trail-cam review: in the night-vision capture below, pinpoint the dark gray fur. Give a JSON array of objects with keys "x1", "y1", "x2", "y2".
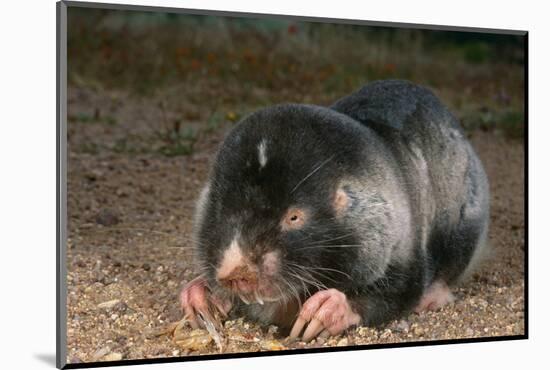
[{"x1": 193, "y1": 80, "x2": 490, "y2": 329}]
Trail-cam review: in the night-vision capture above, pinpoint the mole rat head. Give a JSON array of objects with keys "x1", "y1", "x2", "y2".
[{"x1": 193, "y1": 105, "x2": 363, "y2": 305}]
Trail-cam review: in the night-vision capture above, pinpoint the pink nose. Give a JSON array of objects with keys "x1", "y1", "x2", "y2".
[{"x1": 217, "y1": 239, "x2": 259, "y2": 292}]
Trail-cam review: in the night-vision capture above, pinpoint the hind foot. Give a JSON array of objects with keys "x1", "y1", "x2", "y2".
[{"x1": 414, "y1": 280, "x2": 455, "y2": 313}]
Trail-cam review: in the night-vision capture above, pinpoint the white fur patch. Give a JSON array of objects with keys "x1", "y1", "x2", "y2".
[
  {"x1": 194, "y1": 184, "x2": 210, "y2": 226},
  {"x1": 192, "y1": 183, "x2": 211, "y2": 257},
  {"x1": 408, "y1": 143, "x2": 433, "y2": 252},
  {"x1": 258, "y1": 140, "x2": 267, "y2": 168},
  {"x1": 217, "y1": 236, "x2": 244, "y2": 280}
]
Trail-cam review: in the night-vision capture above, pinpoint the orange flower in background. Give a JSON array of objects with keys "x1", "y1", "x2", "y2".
[
  {"x1": 383, "y1": 63, "x2": 397, "y2": 74},
  {"x1": 190, "y1": 59, "x2": 201, "y2": 70},
  {"x1": 176, "y1": 47, "x2": 191, "y2": 58},
  {"x1": 288, "y1": 24, "x2": 298, "y2": 35}
]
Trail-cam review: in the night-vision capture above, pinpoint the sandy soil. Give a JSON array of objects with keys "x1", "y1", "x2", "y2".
[{"x1": 65, "y1": 87, "x2": 525, "y2": 364}]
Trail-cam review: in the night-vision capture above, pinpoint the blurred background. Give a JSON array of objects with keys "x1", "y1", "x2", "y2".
[{"x1": 67, "y1": 7, "x2": 525, "y2": 158}]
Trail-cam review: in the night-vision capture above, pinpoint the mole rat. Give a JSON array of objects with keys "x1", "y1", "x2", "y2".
[{"x1": 180, "y1": 80, "x2": 490, "y2": 341}]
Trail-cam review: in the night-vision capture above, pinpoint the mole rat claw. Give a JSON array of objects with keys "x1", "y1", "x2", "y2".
[
  {"x1": 289, "y1": 289, "x2": 361, "y2": 342},
  {"x1": 180, "y1": 276, "x2": 209, "y2": 329},
  {"x1": 180, "y1": 276, "x2": 232, "y2": 329}
]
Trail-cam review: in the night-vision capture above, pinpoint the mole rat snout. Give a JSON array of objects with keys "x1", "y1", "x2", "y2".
[
  {"x1": 216, "y1": 239, "x2": 281, "y2": 303},
  {"x1": 217, "y1": 265, "x2": 258, "y2": 293}
]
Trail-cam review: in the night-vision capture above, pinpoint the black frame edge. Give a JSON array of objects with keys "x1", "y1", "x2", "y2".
[
  {"x1": 523, "y1": 32, "x2": 529, "y2": 338},
  {"x1": 62, "y1": 335, "x2": 527, "y2": 369}
]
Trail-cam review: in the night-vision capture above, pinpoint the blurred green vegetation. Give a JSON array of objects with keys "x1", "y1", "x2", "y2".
[{"x1": 67, "y1": 7, "x2": 525, "y2": 156}]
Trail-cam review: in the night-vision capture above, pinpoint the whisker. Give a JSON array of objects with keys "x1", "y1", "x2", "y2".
[
  {"x1": 280, "y1": 277, "x2": 303, "y2": 311},
  {"x1": 291, "y1": 154, "x2": 335, "y2": 193},
  {"x1": 303, "y1": 232, "x2": 355, "y2": 245},
  {"x1": 297, "y1": 244, "x2": 364, "y2": 251},
  {"x1": 288, "y1": 263, "x2": 340, "y2": 282},
  {"x1": 306, "y1": 266, "x2": 353, "y2": 280},
  {"x1": 287, "y1": 262, "x2": 354, "y2": 290},
  {"x1": 286, "y1": 266, "x2": 329, "y2": 292}
]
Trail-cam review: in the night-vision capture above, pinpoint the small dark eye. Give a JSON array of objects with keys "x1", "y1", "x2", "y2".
[{"x1": 281, "y1": 208, "x2": 307, "y2": 231}]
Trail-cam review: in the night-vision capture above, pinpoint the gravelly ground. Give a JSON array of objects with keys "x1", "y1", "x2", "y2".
[{"x1": 65, "y1": 87, "x2": 525, "y2": 365}]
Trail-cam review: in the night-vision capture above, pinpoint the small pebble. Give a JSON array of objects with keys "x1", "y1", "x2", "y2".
[
  {"x1": 95, "y1": 209, "x2": 120, "y2": 226},
  {"x1": 260, "y1": 339, "x2": 285, "y2": 351},
  {"x1": 98, "y1": 299, "x2": 121, "y2": 309},
  {"x1": 92, "y1": 347, "x2": 110, "y2": 361},
  {"x1": 103, "y1": 352, "x2": 123, "y2": 362},
  {"x1": 336, "y1": 338, "x2": 349, "y2": 347},
  {"x1": 380, "y1": 329, "x2": 392, "y2": 339},
  {"x1": 116, "y1": 187, "x2": 130, "y2": 197},
  {"x1": 113, "y1": 301, "x2": 129, "y2": 313},
  {"x1": 69, "y1": 356, "x2": 82, "y2": 364},
  {"x1": 175, "y1": 329, "x2": 213, "y2": 351},
  {"x1": 395, "y1": 320, "x2": 410, "y2": 333}
]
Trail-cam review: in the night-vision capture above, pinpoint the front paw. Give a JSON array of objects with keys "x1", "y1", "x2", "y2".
[
  {"x1": 180, "y1": 276, "x2": 232, "y2": 329},
  {"x1": 289, "y1": 289, "x2": 361, "y2": 342}
]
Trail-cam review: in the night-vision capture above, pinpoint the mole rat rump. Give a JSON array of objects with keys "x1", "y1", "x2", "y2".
[{"x1": 180, "y1": 80, "x2": 490, "y2": 342}]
